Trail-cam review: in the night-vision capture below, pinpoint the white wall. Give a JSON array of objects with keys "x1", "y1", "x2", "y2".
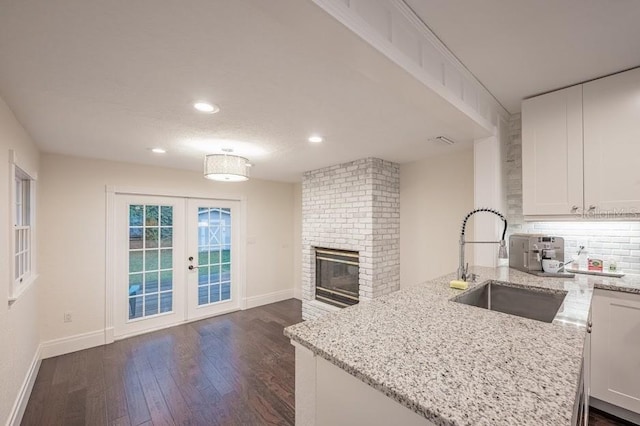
[
  {"x1": 400, "y1": 149, "x2": 474, "y2": 288},
  {"x1": 472, "y1": 116, "x2": 508, "y2": 267},
  {"x1": 38, "y1": 154, "x2": 296, "y2": 348},
  {"x1": 0, "y1": 97, "x2": 40, "y2": 425}
]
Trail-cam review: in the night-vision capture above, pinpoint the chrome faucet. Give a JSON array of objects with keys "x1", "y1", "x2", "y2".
[{"x1": 457, "y1": 208, "x2": 508, "y2": 281}]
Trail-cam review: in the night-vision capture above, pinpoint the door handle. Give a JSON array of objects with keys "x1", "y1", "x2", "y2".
[{"x1": 188, "y1": 264, "x2": 199, "y2": 270}]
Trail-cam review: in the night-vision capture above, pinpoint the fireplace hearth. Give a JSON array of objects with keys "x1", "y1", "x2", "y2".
[{"x1": 315, "y1": 248, "x2": 359, "y2": 308}]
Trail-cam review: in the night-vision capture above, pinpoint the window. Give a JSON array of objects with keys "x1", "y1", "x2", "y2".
[{"x1": 10, "y1": 161, "x2": 36, "y2": 300}]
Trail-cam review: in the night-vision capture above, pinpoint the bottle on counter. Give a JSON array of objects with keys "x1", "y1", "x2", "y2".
[{"x1": 577, "y1": 246, "x2": 588, "y2": 270}]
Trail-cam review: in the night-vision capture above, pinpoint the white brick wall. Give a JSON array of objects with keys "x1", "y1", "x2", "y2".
[
  {"x1": 301, "y1": 158, "x2": 400, "y2": 320},
  {"x1": 506, "y1": 114, "x2": 640, "y2": 274}
]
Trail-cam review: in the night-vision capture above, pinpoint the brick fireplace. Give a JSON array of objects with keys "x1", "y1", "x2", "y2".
[{"x1": 301, "y1": 158, "x2": 400, "y2": 320}]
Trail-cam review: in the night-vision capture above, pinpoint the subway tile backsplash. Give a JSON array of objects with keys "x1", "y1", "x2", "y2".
[
  {"x1": 506, "y1": 113, "x2": 640, "y2": 275},
  {"x1": 514, "y1": 221, "x2": 640, "y2": 274}
]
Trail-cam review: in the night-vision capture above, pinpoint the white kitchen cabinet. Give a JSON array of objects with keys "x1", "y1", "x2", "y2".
[
  {"x1": 521, "y1": 67, "x2": 640, "y2": 217},
  {"x1": 583, "y1": 68, "x2": 640, "y2": 214},
  {"x1": 521, "y1": 85, "x2": 584, "y2": 216},
  {"x1": 590, "y1": 289, "x2": 640, "y2": 416}
]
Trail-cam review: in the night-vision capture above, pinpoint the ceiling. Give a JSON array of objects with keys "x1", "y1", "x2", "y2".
[
  {"x1": 404, "y1": 0, "x2": 640, "y2": 113},
  {"x1": 3, "y1": 1, "x2": 638, "y2": 182},
  {"x1": 0, "y1": 0, "x2": 488, "y2": 182}
]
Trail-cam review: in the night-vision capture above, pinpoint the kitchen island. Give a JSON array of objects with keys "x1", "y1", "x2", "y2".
[{"x1": 285, "y1": 266, "x2": 640, "y2": 426}]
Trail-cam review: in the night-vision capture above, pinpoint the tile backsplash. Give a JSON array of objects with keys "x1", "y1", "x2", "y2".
[{"x1": 513, "y1": 221, "x2": 640, "y2": 274}]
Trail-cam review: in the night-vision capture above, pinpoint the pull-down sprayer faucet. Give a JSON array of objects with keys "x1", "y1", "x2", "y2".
[{"x1": 457, "y1": 208, "x2": 508, "y2": 281}]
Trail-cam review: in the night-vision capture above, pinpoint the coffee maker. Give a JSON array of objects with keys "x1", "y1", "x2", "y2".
[{"x1": 509, "y1": 234, "x2": 574, "y2": 277}]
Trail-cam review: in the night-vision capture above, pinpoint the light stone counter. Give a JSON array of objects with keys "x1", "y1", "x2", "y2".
[{"x1": 285, "y1": 267, "x2": 640, "y2": 426}]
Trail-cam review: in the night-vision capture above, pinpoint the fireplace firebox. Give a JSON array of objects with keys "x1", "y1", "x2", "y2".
[{"x1": 315, "y1": 248, "x2": 359, "y2": 308}]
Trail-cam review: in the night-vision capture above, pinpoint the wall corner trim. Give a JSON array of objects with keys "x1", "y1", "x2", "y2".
[
  {"x1": 39, "y1": 329, "x2": 107, "y2": 360},
  {"x1": 244, "y1": 289, "x2": 295, "y2": 309}
]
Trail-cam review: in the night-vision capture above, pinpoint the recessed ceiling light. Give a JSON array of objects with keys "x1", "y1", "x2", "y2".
[
  {"x1": 194, "y1": 102, "x2": 220, "y2": 114},
  {"x1": 151, "y1": 148, "x2": 167, "y2": 154},
  {"x1": 308, "y1": 135, "x2": 323, "y2": 143}
]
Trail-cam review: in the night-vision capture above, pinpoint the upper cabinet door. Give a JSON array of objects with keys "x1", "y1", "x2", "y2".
[
  {"x1": 522, "y1": 85, "x2": 584, "y2": 216},
  {"x1": 584, "y1": 68, "x2": 640, "y2": 214}
]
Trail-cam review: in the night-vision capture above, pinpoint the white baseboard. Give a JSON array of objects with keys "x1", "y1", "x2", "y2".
[
  {"x1": 105, "y1": 327, "x2": 115, "y2": 345},
  {"x1": 590, "y1": 397, "x2": 640, "y2": 425},
  {"x1": 40, "y1": 329, "x2": 106, "y2": 359},
  {"x1": 6, "y1": 345, "x2": 41, "y2": 426},
  {"x1": 294, "y1": 287, "x2": 302, "y2": 300},
  {"x1": 244, "y1": 288, "x2": 295, "y2": 309}
]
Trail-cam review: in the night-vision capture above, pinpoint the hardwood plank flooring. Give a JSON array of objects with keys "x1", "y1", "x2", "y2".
[
  {"x1": 20, "y1": 298, "x2": 632, "y2": 425},
  {"x1": 589, "y1": 407, "x2": 639, "y2": 426},
  {"x1": 22, "y1": 299, "x2": 302, "y2": 426}
]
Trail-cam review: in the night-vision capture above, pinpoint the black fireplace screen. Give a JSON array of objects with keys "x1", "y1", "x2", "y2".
[{"x1": 315, "y1": 248, "x2": 359, "y2": 308}]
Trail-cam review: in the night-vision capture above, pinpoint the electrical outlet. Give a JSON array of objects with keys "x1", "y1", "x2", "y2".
[{"x1": 64, "y1": 312, "x2": 72, "y2": 323}]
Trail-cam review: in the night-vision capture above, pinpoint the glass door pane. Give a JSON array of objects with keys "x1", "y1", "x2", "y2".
[
  {"x1": 128, "y1": 204, "x2": 174, "y2": 320},
  {"x1": 115, "y1": 194, "x2": 185, "y2": 340},
  {"x1": 196, "y1": 207, "x2": 232, "y2": 305}
]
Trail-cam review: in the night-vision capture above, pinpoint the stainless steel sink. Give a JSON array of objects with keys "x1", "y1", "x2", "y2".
[{"x1": 453, "y1": 281, "x2": 567, "y2": 323}]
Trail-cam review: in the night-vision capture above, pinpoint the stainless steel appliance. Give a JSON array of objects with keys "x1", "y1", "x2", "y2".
[{"x1": 509, "y1": 234, "x2": 574, "y2": 277}]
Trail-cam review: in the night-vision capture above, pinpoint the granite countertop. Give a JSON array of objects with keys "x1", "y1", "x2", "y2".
[
  {"x1": 284, "y1": 267, "x2": 640, "y2": 426},
  {"x1": 589, "y1": 270, "x2": 640, "y2": 294}
]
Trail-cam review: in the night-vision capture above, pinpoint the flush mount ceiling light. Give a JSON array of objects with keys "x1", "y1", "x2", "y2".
[
  {"x1": 194, "y1": 102, "x2": 220, "y2": 114},
  {"x1": 204, "y1": 149, "x2": 249, "y2": 182},
  {"x1": 308, "y1": 135, "x2": 323, "y2": 143},
  {"x1": 150, "y1": 147, "x2": 167, "y2": 154}
]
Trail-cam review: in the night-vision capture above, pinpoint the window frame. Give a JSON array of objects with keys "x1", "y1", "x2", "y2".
[{"x1": 9, "y1": 151, "x2": 37, "y2": 303}]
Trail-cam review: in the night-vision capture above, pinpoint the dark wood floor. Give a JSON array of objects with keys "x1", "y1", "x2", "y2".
[
  {"x1": 590, "y1": 407, "x2": 638, "y2": 426},
  {"x1": 22, "y1": 299, "x2": 302, "y2": 426},
  {"x1": 21, "y1": 298, "x2": 632, "y2": 426}
]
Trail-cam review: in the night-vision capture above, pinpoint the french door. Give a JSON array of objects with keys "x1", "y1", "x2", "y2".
[
  {"x1": 186, "y1": 199, "x2": 240, "y2": 320},
  {"x1": 114, "y1": 194, "x2": 241, "y2": 338}
]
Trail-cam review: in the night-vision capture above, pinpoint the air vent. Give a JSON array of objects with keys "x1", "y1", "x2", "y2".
[{"x1": 433, "y1": 136, "x2": 456, "y2": 145}]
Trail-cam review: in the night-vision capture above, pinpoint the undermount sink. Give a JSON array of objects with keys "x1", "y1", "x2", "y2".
[{"x1": 453, "y1": 281, "x2": 567, "y2": 323}]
